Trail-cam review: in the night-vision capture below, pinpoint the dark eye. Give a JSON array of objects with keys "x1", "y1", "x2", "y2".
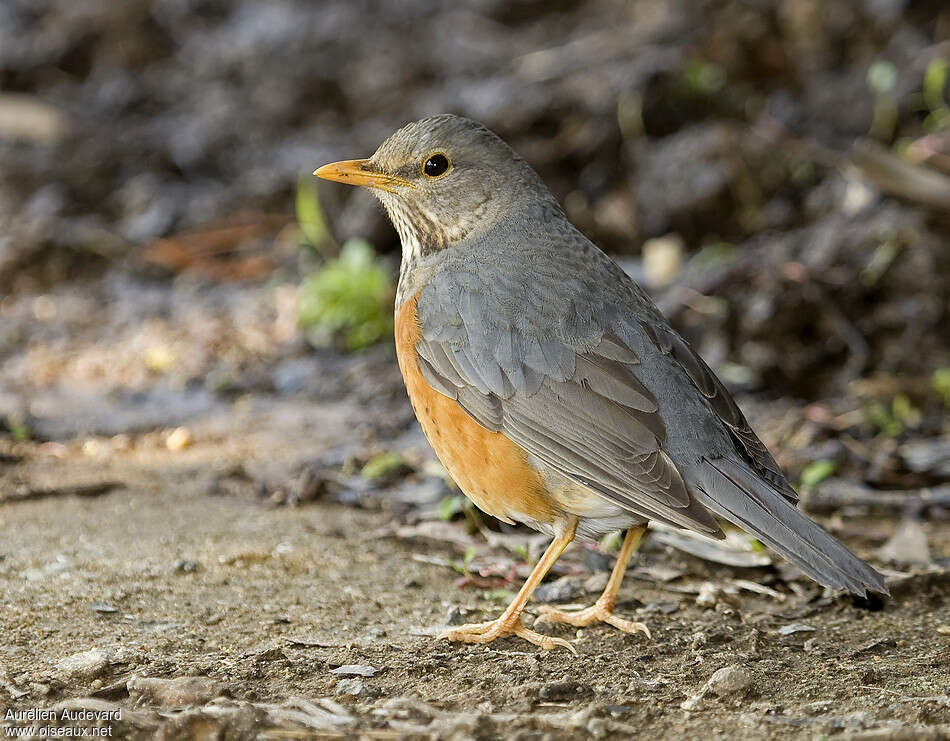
[{"x1": 423, "y1": 153, "x2": 450, "y2": 178}]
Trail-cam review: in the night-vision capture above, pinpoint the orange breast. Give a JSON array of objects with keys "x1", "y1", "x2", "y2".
[{"x1": 395, "y1": 294, "x2": 555, "y2": 525}]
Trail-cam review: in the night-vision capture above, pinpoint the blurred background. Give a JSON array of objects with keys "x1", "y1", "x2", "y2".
[{"x1": 1, "y1": 0, "x2": 950, "y2": 732}]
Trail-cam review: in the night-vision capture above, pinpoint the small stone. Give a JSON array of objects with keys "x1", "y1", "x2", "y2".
[
  {"x1": 165, "y1": 427, "x2": 193, "y2": 451},
  {"x1": 777, "y1": 622, "x2": 815, "y2": 636},
  {"x1": 55, "y1": 650, "x2": 111, "y2": 681},
  {"x1": 88, "y1": 602, "x2": 118, "y2": 613},
  {"x1": 582, "y1": 548, "x2": 611, "y2": 573},
  {"x1": 707, "y1": 665, "x2": 753, "y2": 697},
  {"x1": 174, "y1": 560, "x2": 200, "y2": 573},
  {"x1": 643, "y1": 600, "x2": 679, "y2": 615},
  {"x1": 696, "y1": 582, "x2": 719, "y2": 606},
  {"x1": 335, "y1": 678, "x2": 365, "y2": 696},
  {"x1": 583, "y1": 571, "x2": 609, "y2": 594},
  {"x1": 642, "y1": 234, "x2": 684, "y2": 288},
  {"x1": 330, "y1": 665, "x2": 377, "y2": 678},
  {"x1": 876, "y1": 518, "x2": 931, "y2": 566},
  {"x1": 534, "y1": 576, "x2": 583, "y2": 603},
  {"x1": 539, "y1": 681, "x2": 592, "y2": 702},
  {"x1": 936, "y1": 625, "x2": 950, "y2": 635},
  {"x1": 127, "y1": 676, "x2": 229, "y2": 706},
  {"x1": 444, "y1": 605, "x2": 466, "y2": 625}
]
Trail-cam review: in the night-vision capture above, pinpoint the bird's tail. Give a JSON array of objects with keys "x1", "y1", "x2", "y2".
[{"x1": 692, "y1": 456, "x2": 888, "y2": 597}]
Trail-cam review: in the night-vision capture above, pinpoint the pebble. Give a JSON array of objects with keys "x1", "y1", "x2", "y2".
[
  {"x1": 335, "y1": 678, "x2": 366, "y2": 697},
  {"x1": 444, "y1": 605, "x2": 466, "y2": 625},
  {"x1": 533, "y1": 576, "x2": 583, "y2": 603},
  {"x1": 582, "y1": 549, "x2": 611, "y2": 573},
  {"x1": 777, "y1": 622, "x2": 816, "y2": 636},
  {"x1": 165, "y1": 426, "x2": 193, "y2": 451},
  {"x1": 539, "y1": 681, "x2": 592, "y2": 702},
  {"x1": 88, "y1": 602, "x2": 118, "y2": 613},
  {"x1": 55, "y1": 649, "x2": 111, "y2": 681},
  {"x1": 696, "y1": 582, "x2": 720, "y2": 606},
  {"x1": 330, "y1": 665, "x2": 377, "y2": 678},
  {"x1": 707, "y1": 665, "x2": 753, "y2": 696},
  {"x1": 583, "y1": 572, "x2": 609, "y2": 594},
  {"x1": 127, "y1": 676, "x2": 229, "y2": 706},
  {"x1": 642, "y1": 234, "x2": 685, "y2": 288}
]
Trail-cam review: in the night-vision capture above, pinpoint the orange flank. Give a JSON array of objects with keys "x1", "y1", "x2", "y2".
[{"x1": 394, "y1": 294, "x2": 555, "y2": 526}]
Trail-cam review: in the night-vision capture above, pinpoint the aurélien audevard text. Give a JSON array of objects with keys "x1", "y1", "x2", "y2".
[{"x1": 5, "y1": 708, "x2": 122, "y2": 722}]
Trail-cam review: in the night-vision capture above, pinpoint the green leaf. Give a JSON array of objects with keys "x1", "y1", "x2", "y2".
[
  {"x1": 298, "y1": 239, "x2": 393, "y2": 352},
  {"x1": 296, "y1": 175, "x2": 330, "y2": 251},
  {"x1": 438, "y1": 495, "x2": 466, "y2": 522},
  {"x1": 9, "y1": 419, "x2": 31, "y2": 442},
  {"x1": 482, "y1": 589, "x2": 516, "y2": 603},
  {"x1": 933, "y1": 367, "x2": 950, "y2": 407},
  {"x1": 800, "y1": 459, "x2": 836, "y2": 489},
  {"x1": 681, "y1": 60, "x2": 726, "y2": 96},
  {"x1": 923, "y1": 58, "x2": 948, "y2": 114},
  {"x1": 360, "y1": 451, "x2": 404, "y2": 480}
]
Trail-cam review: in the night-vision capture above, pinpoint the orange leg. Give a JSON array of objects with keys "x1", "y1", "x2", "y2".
[
  {"x1": 537, "y1": 524, "x2": 651, "y2": 638},
  {"x1": 438, "y1": 517, "x2": 578, "y2": 654}
]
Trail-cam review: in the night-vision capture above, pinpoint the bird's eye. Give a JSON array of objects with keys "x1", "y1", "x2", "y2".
[{"x1": 423, "y1": 153, "x2": 450, "y2": 178}]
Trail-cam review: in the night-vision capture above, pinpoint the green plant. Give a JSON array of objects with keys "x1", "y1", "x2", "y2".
[
  {"x1": 933, "y1": 367, "x2": 950, "y2": 407},
  {"x1": 360, "y1": 451, "x2": 405, "y2": 480},
  {"x1": 482, "y1": 589, "x2": 516, "y2": 603},
  {"x1": 298, "y1": 239, "x2": 393, "y2": 352},
  {"x1": 866, "y1": 59, "x2": 898, "y2": 140},
  {"x1": 451, "y1": 546, "x2": 478, "y2": 576},
  {"x1": 864, "y1": 394, "x2": 921, "y2": 438},
  {"x1": 295, "y1": 175, "x2": 331, "y2": 253},
  {"x1": 5, "y1": 416, "x2": 31, "y2": 442},
  {"x1": 438, "y1": 494, "x2": 467, "y2": 521},
  {"x1": 800, "y1": 459, "x2": 836, "y2": 490},
  {"x1": 681, "y1": 60, "x2": 726, "y2": 97},
  {"x1": 923, "y1": 57, "x2": 950, "y2": 132}
]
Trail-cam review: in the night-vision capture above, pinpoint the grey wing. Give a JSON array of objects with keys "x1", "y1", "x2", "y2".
[
  {"x1": 414, "y1": 312, "x2": 724, "y2": 537},
  {"x1": 637, "y1": 320, "x2": 798, "y2": 502}
]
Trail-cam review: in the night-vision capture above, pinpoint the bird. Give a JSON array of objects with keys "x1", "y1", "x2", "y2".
[{"x1": 314, "y1": 114, "x2": 887, "y2": 652}]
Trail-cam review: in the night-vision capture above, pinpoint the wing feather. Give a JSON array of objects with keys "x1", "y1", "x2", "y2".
[{"x1": 415, "y1": 325, "x2": 723, "y2": 536}]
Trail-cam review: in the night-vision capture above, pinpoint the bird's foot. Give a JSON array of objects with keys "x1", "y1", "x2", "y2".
[
  {"x1": 437, "y1": 614, "x2": 577, "y2": 654},
  {"x1": 536, "y1": 599, "x2": 651, "y2": 638}
]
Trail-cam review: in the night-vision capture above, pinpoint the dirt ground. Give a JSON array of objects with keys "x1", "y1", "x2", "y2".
[{"x1": 1, "y1": 319, "x2": 948, "y2": 739}]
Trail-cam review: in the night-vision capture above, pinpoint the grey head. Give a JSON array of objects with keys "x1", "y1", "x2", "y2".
[{"x1": 315, "y1": 114, "x2": 557, "y2": 261}]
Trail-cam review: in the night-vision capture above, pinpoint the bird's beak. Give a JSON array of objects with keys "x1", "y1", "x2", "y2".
[{"x1": 313, "y1": 158, "x2": 414, "y2": 192}]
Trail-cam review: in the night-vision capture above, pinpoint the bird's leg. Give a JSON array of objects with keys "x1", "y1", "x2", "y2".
[
  {"x1": 536, "y1": 524, "x2": 651, "y2": 638},
  {"x1": 438, "y1": 517, "x2": 578, "y2": 654}
]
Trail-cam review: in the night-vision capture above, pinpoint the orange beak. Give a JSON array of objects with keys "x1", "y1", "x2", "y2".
[{"x1": 313, "y1": 158, "x2": 415, "y2": 192}]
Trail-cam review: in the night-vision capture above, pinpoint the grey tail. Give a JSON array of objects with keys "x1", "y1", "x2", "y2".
[{"x1": 693, "y1": 456, "x2": 888, "y2": 597}]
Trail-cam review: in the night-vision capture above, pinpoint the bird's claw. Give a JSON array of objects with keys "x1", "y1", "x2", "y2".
[
  {"x1": 536, "y1": 601, "x2": 651, "y2": 638},
  {"x1": 437, "y1": 615, "x2": 578, "y2": 655}
]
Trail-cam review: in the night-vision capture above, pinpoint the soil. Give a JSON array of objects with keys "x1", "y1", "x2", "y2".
[
  {"x1": 0, "y1": 286, "x2": 947, "y2": 738},
  {"x1": 1, "y1": 417, "x2": 949, "y2": 740}
]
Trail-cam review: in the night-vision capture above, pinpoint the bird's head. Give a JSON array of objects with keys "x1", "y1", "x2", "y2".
[{"x1": 315, "y1": 114, "x2": 552, "y2": 258}]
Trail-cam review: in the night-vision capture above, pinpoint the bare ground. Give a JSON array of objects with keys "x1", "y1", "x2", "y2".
[{"x1": 1, "y1": 389, "x2": 948, "y2": 740}]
